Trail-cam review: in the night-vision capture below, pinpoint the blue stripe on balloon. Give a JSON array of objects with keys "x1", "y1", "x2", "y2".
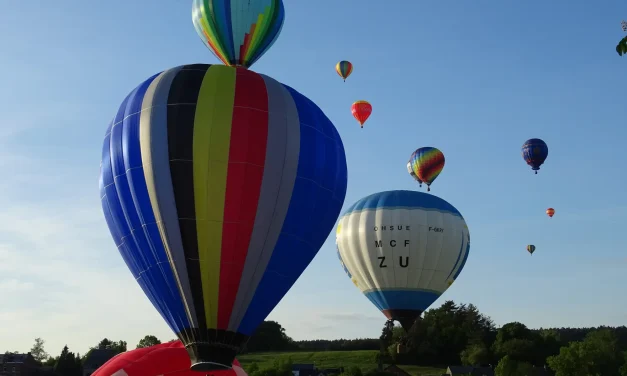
[
  {"x1": 102, "y1": 73, "x2": 190, "y2": 333},
  {"x1": 236, "y1": 84, "x2": 348, "y2": 335},
  {"x1": 341, "y1": 190, "x2": 462, "y2": 219},
  {"x1": 214, "y1": 0, "x2": 235, "y2": 62},
  {"x1": 250, "y1": 1, "x2": 285, "y2": 67},
  {"x1": 107, "y1": 83, "x2": 168, "y2": 328},
  {"x1": 453, "y1": 241, "x2": 470, "y2": 280},
  {"x1": 446, "y1": 233, "x2": 466, "y2": 281},
  {"x1": 364, "y1": 290, "x2": 441, "y2": 312}
]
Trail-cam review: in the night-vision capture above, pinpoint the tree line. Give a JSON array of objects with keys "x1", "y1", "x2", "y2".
[{"x1": 10, "y1": 300, "x2": 627, "y2": 376}]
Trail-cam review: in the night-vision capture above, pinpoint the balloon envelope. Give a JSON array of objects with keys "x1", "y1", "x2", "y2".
[
  {"x1": 527, "y1": 245, "x2": 536, "y2": 255},
  {"x1": 351, "y1": 100, "x2": 371, "y2": 127},
  {"x1": 336, "y1": 190, "x2": 470, "y2": 331},
  {"x1": 100, "y1": 64, "x2": 347, "y2": 370},
  {"x1": 92, "y1": 341, "x2": 247, "y2": 376},
  {"x1": 546, "y1": 208, "x2": 555, "y2": 217},
  {"x1": 521, "y1": 138, "x2": 548, "y2": 173},
  {"x1": 191, "y1": 0, "x2": 285, "y2": 68},
  {"x1": 336, "y1": 61, "x2": 353, "y2": 81},
  {"x1": 406, "y1": 162, "x2": 423, "y2": 185},
  {"x1": 409, "y1": 147, "x2": 445, "y2": 191}
]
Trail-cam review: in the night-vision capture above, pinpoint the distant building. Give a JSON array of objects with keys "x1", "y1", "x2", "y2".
[
  {"x1": 383, "y1": 365, "x2": 411, "y2": 376},
  {"x1": 292, "y1": 364, "x2": 316, "y2": 376},
  {"x1": 291, "y1": 364, "x2": 343, "y2": 376},
  {"x1": 82, "y1": 350, "x2": 118, "y2": 376},
  {"x1": 0, "y1": 353, "x2": 42, "y2": 376},
  {"x1": 445, "y1": 366, "x2": 494, "y2": 376},
  {"x1": 445, "y1": 364, "x2": 553, "y2": 376}
]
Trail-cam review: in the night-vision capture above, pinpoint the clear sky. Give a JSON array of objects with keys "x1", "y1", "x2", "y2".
[{"x1": 1, "y1": 0, "x2": 627, "y2": 358}]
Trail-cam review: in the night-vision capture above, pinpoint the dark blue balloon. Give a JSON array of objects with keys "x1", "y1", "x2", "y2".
[{"x1": 521, "y1": 138, "x2": 548, "y2": 174}]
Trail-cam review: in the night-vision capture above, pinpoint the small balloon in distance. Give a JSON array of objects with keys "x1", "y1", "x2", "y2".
[
  {"x1": 521, "y1": 138, "x2": 548, "y2": 174},
  {"x1": 336, "y1": 60, "x2": 353, "y2": 82},
  {"x1": 351, "y1": 100, "x2": 372, "y2": 128}
]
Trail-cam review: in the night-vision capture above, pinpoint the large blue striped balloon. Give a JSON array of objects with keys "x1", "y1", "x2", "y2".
[{"x1": 99, "y1": 64, "x2": 348, "y2": 370}]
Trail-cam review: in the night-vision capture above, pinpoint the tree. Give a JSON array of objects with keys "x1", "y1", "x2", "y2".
[
  {"x1": 43, "y1": 357, "x2": 57, "y2": 367},
  {"x1": 460, "y1": 343, "x2": 491, "y2": 366},
  {"x1": 492, "y1": 322, "x2": 539, "y2": 364},
  {"x1": 245, "y1": 321, "x2": 296, "y2": 352},
  {"x1": 620, "y1": 351, "x2": 627, "y2": 376},
  {"x1": 341, "y1": 366, "x2": 363, "y2": 376},
  {"x1": 53, "y1": 346, "x2": 81, "y2": 376},
  {"x1": 82, "y1": 338, "x2": 127, "y2": 362},
  {"x1": 30, "y1": 338, "x2": 49, "y2": 363},
  {"x1": 94, "y1": 339, "x2": 127, "y2": 353},
  {"x1": 136, "y1": 335, "x2": 161, "y2": 349},
  {"x1": 495, "y1": 355, "x2": 539, "y2": 376},
  {"x1": 248, "y1": 357, "x2": 293, "y2": 376},
  {"x1": 548, "y1": 329, "x2": 624, "y2": 376}
]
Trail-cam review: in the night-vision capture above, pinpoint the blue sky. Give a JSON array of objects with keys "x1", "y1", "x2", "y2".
[{"x1": 1, "y1": 0, "x2": 627, "y2": 357}]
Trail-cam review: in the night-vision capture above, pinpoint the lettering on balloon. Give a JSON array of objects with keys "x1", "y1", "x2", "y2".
[
  {"x1": 374, "y1": 240, "x2": 410, "y2": 248},
  {"x1": 428, "y1": 227, "x2": 444, "y2": 232},
  {"x1": 373, "y1": 225, "x2": 411, "y2": 231},
  {"x1": 377, "y1": 256, "x2": 410, "y2": 268},
  {"x1": 378, "y1": 256, "x2": 387, "y2": 268}
]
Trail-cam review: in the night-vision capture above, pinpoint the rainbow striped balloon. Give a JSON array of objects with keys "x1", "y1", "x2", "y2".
[
  {"x1": 192, "y1": 0, "x2": 285, "y2": 68},
  {"x1": 409, "y1": 147, "x2": 445, "y2": 191},
  {"x1": 335, "y1": 60, "x2": 353, "y2": 82},
  {"x1": 100, "y1": 64, "x2": 347, "y2": 369}
]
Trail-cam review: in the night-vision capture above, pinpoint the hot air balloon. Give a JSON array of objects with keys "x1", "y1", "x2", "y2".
[
  {"x1": 191, "y1": 0, "x2": 285, "y2": 69},
  {"x1": 527, "y1": 245, "x2": 536, "y2": 255},
  {"x1": 406, "y1": 162, "x2": 423, "y2": 187},
  {"x1": 92, "y1": 341, "x2": 247, "y2": 376},
  {"x1": 546, "y1": 208, "x2": 555, "y2": 218},
  {"x1": 409, "y1": 147, "x2": 445, "y2": 192},
  {"x1": 351, "y1": 100, "x2": 371, "y2": 128},
  {"x1": 336, "y1": 190, "x2": 470, "y2": 332},
  {"x1": 521, "y1": 138, "x2": 548, "y2": 174},
  {"x1": 336, "y1": 61, "x2": 353, "y2": 82},
  {"x1": 100, "y1": 64, "x2": 348, "y2": 370}
]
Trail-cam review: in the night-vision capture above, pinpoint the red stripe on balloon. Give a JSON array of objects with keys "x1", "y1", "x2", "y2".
[{"x1": 217, "y1": 68, "x2": 269, "y2": 328}]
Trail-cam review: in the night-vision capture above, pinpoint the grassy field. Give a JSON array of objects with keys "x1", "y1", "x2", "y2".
[{"x1": 237, "y1": 350, "x2": 444, "y2": 376}]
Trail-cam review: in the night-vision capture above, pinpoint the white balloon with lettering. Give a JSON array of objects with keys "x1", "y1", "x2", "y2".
[{"x1": 335, "y1": 190, "x2": 470, "y2": 330}]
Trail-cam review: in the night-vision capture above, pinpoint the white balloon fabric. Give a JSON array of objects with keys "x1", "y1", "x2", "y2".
[{"x1": 335, "y1": 190, "x2": 470, "y2": 330}]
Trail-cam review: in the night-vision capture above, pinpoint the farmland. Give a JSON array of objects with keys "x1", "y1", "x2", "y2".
[{"x1": 237, "y1": 350, "x2": 445, "y2": 376}]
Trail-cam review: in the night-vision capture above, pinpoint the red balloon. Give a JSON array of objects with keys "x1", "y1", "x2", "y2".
[
  {"x1": 351, "y1": 100, "x2": 372, "y2": 128},
  {"x1": 92, "y1": 341, "x2": 247, "y2": 376}
]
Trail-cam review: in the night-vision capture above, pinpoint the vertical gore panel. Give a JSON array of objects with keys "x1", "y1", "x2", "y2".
[
  {"x1": 216, "y1": 68, "x2": 269, "y2": 329},
  {"x1": 140, "y1": 66, "x2": 199, "y2": 331},
  {"x1": 167, "y1": 64, "x2": 209, "y2": 332},
  {"x1": 226, "y1": 73, "x2": 299, "y2": 332},
  {"x1": 237, "y1": 85, "x2": 348, "y2": 335},
  {"x1": 192, "y1": 64, "x2": 236, "y2": 330}
]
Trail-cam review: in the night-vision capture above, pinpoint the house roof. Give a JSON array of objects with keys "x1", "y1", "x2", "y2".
[
  {"x1": 447, "y1": 366, "x2": 475, "y2": 374},
  {"x1": 471, "y1": 367, "x2": 494, "y2": 376},
  {"x1": 383, "y1": 365, "x2": 411, "y2": 376},
  {"x1": 292, "y1": 364, "x2": 315, "y2": 370},
  {"x1": 83, "y1": 349, "x2": 118, "y2": 368},
  {"x1": 0, "y1": 353, "x2": 31, "y2": 363}
]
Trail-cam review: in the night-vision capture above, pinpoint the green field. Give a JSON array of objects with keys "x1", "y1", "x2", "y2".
[{"x1": 237, "y1": 350, "x2": 444, "y2": 376}]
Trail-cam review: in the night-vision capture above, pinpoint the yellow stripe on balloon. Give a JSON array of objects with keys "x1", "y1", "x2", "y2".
[
  {"x1": 193, "y1": 65, "x2": 236, "y2": 329},
  {"x1": 245, "y1": 13, "x2": 267, "y2": 63}
]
